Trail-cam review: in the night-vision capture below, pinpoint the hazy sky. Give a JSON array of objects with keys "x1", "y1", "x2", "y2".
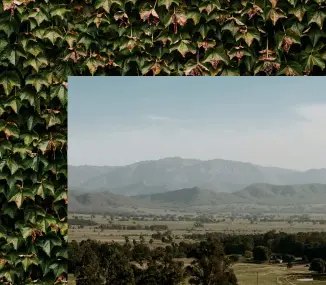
[{"x1": 69, "y1": 77, "x2": 326, "y2": 171}]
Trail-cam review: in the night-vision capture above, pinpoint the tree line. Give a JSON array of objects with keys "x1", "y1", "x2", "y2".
[
  {"x1": 68, "y1": 236, "x2": 237, "y2": 285},
  {"x1": 68, "y1": 230, "x2": 326, "y2": 284},
  {"x1": 185, "y1": 231, "x2": 326, "y2": 262}
]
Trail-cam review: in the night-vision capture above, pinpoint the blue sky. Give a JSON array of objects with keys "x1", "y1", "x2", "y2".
[{"x1": 69, "y1": 77, "x2": 326, "y2": 170}]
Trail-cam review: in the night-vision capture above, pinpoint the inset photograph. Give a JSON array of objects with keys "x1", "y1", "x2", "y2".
[{"x1": 68, "y1": 77, "x2": 326, "y2": 285}]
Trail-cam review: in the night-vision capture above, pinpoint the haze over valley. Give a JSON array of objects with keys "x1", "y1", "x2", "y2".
[{"x1": 69, "y1": 157, "x2": 326, "y2": 214}]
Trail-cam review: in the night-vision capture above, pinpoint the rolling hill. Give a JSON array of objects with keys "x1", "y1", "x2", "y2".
[
  {"x1": 69, "y1": 183, "x2": 326, "y2": 213},
  {"x1": 234, "y1": 183, "x2": 326, "y2": 205}
]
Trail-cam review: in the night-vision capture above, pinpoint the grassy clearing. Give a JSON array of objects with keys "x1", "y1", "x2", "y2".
[{"x1": 233, "y1": 263, "x2": 326, "y2": 285}]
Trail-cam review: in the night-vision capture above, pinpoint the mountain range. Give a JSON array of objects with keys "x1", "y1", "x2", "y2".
[{"x1": 69, "y1": 157, "x2": 326, "y2": 196}]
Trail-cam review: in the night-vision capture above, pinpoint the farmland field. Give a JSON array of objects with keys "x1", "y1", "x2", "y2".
[
  {"x1": 68, "y1": 212, "x2": 326, "y2": 285},
  {"x1": 234, "y1": 263, "x2": 326, "y2": 285},
  {"x1": 69, "y1": 213, "x2": 326, "y2": 243}
]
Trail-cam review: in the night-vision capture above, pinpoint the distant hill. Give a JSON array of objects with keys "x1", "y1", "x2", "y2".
[
  {"x1": 68, "y1": 189, "x2": 147, "y2": 213},
  {"x1": 68, "y1": 165, "x2": 119, "y2": 189},
  {"x1": 133, "y1": 187, "x2": 249, "y2": 206},
  {"x1": 69, "y1": 183, "x2": 326, "y2": 213},
  {"x1": 69, "y1": 157, "x2": 326, "y2": 195},
  {"x1": 235, "y1": 183, "x2": 326, "y2": 205}
]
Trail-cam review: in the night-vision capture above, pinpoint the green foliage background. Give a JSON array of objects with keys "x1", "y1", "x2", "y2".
[
  {"x1": 0, "y1": 0, "x2": 325, "y2": 283},
  {"x1": 1, "y1": 1, "x2": 68, "y2": 284}
]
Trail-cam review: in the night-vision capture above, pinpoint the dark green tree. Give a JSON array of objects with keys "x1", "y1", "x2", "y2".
[
  {"x1": 187, "y1": 237, "x2": 238, "y2": 285},
  {"x1": 76, "y1": 244, "x2": 101, "y2": 285},
  {"x1": 310, "y1": 258, "x2": 325, "y2": 274},
  {"x1": 253, "y1": 246, "x2": 269, "y2": 262}
]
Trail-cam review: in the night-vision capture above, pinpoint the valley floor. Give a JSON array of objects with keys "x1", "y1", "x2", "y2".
[{"x1": 69, "y1": 214, "x2": 326, "y2": 243}]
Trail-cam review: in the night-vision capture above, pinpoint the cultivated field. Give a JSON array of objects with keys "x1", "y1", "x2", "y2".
[{"x1": 69, "y1": 213, "x2": 326, "y2": 243}]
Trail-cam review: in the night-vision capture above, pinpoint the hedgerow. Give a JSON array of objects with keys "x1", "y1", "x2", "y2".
[{"x1": 0, "y1": 0, "x2": 325, "y2": 283}]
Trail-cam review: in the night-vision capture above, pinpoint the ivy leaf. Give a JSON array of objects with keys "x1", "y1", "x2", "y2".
[
  {"x1": 0, "y1": 121, "x2": 20, "y2": 140},
  {"x1": 2, "y1": 203, "x2": 17, "y2": 219},
  {"x1": 7, "y1": 157, "x2": 20, "y2": 175},
  {"x1": 8, "y1": 186, "x2": 35, "y2": 209},
  {"x1": 308, "y1": 10, "x2": 326, "y2": 30},
  {"x1": 43, "y1": 28, "x2": 62, "y2": 45},
  {"x1": 95, "y1": 0, "x2": 122, "y2": 13},
  {"x1": 41, "y1": 112, "x2": 62, "y2": 129},
  {"x1": 77, "y1": 34, "x2": 94, "y2": 50},
  {"x1": 50, "y1": 84, "x2": 68, "y2": 105},
  {"x1": 2, "y1": 268, "x2": 20, "y2": 283},
  {"x1": 64, "y1": 33, "x2": 78, "y2": 49},
  {"x1": 86, "y1": 57, "x2": 104, "y2": 75},
  {"x1": 221, "y1": 67, "x2": 240, "y2": 75},
  {"x1": 49, "y1": 261, "x2": 67, "y2": 278},
  {"x1": 287, "y1": 0, "x2": 298, "y2": 5},
  {"x1": 20, "y1": 227, "x2": 34, "y2": 240},
  {"x1": 0, "y1": 140, "x2": 12, "y2": 157},
  {"x1": 170, "y1": 40, "x2": 197, "y2": 57},
  {"x1": 236, "y1": 27, "x2": 260, "y2": 46},
  {"x1": 12, "y1": 144, "x2": 33, "y2": 159},
  {"x1": 19, "y1": 88, "x2": 40, "y2": 111},
  {"x1": 198, "y1": 24, "x2": 213, "y2": 39},
  {"x1": 23, "y1": 56, "x2": 48, "y2": 73},
  {"x1": 0, "y1": 71, "x2": 21, "y2": 96},
  {"x1": 54, "y1": 188, "x2": 67, "y2": 204},
  {"x1": 7, "y1": 235, "x2": 24, "y2": 250},
  {"x1": 3, "y1": 96, "x2": 21, "y2": 114},
  {"x1": 199, "y1": 0, "x2": 221, "y2": 15},
  {"x1": 20, "y1": 131, "x2": 39, "y2": 146},
  {"x1": 21, "y1": 257, "x2": 39, "y2": 272},
  {"x1": 33, "y1": 181, "x2": 55, "y2": 199},
  {"x1": 26, "y1": 115, "x2": 43, "y2": 131},
  {"x1": 187, "y1": 10, "x2": 202, "y2": 25},
  {"x1": 289, "y1": 5, "x2": 306, "y2": 22},
  {"x1": 203, "y1": 46, "x2": 230, "y2": 68},
  {"x1": 267, "y1": 7, "x2": 287, "y2": 25},
  {"x1": 25, "y1": 74, "x2": 49, "y2": 92},
  {"x1": 37, "y1": 234, "x2": 62, "y2": 257},
  {"x1": 28, "y1": 8, "x2": 49, "y2": 26},
  {"x1": 0, "y1": 18, "x2": 18, "y2": 37},
  {"x1": 279, "y1": 61, "x2": 303, "y2": 75},
  {"x1": 184, "y1": 59, "x2": 210, "y2": 76},
  {"x1": 158, "y1": 0, "x2": 180, "y2": 10},
  {"x1": 222, "y1": 21, "x2": 243, "y2": 37},
  {"x1": 141, "y1": 61, "x2": 163, "y2": 75},
  {"x1": 50, "y1": 6, "x2": 71, "y2": 20},
  {"x1": 24, "y1": 205, "x2": 46, "y2": 224},
  {"x1": 307, "y1": 29, "x2": 326, "y2": 47},
  {"x1": 301, "y1": 51, "x2": 325, "y2": 74}
]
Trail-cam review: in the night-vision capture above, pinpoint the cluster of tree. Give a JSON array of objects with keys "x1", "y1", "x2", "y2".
[
  {"x1": 182, "y1": 231, "x2": 326, "y2": 262},
  {"x1": 97, "y1": 224, "x2": 144, "y2": 230},
  {"x1": 69, "y1": 219, "x2": 98, "y2": 226},
  {"x1": 68, "y1": 237, "x2": 238, "y2": 285},
  {"x1": 149, "y1": 225, "x2": 169, "y2": 231},
  {"x1": 151, "y1": 230, "x2": 172, "y2": 241}
]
